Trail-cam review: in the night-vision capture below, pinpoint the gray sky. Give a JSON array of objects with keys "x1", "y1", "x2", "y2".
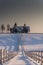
[{"x1": 0, "y1": 0, "x2": 43, "y2": 33}]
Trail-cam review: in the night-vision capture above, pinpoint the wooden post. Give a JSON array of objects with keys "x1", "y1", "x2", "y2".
[
  {"x1": 38, "y1": 51, "x2": 39, "y2": 63},
  {"x1": 35, "y1": 52, "x2": 37, "y2": 62},
  {"x1": 0, "y1": 49, "x2": 3, "y2": 65},
  {"x1": 41, "y1": 51, "x2": 42, "y2": 65}
]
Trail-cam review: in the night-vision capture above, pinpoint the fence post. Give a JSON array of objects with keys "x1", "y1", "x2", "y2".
[
  {"x1": 41, "y1": 51, "x2": 42, "y2": 65},
  {"x1": 0, "y1": 49, "x2": 3, "y2": 65},
  {"x1": 38, "y1": 51, "x2": 39, "y2": 63},
  {"x1": 36, "y1": 52, "x2": 37, "y2": 61}
]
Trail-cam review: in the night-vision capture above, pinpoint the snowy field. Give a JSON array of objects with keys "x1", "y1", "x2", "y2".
[
  {"x1": 0, "y1": 33, "x2": 43, "y2": 65},
  {"x1": 3, "y1": 44, "x2": 39, "y2": 65},
  {"x1": 23, "y1": 33, "x2": 43, "y2": 51},
  {"x1": 3, "y1": 51, "x2": 39, "y2": 65},
  {"x1": 0, "y1": 33, "x2": 43, "y2": 51}
]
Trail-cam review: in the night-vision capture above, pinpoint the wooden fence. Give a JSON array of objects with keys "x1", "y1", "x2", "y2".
[
  {"x1": 0, "y1": 49, "x2": 18, "y2": 64},
  {"x1": 25, "y1": 51, "x2": 43, "y2": 65}
]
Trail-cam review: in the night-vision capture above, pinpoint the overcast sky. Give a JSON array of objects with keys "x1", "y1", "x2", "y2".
[{"x1": 0, "y1": 0, "x2": 43, "y2": 33}]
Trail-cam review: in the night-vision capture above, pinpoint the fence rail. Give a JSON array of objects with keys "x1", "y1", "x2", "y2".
[
  {"x1": 0, "y1": 49, "x2": 18, "y2": 64},
  {"x1": 25, "y1": 51, "x2": 43, "y2": 65}
]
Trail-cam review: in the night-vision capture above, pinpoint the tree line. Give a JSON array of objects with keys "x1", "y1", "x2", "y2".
[
  {"x1": 0, "y1": 22, "x2": 30, "y2": 33},
  {"x1": 1, "y1": 24, "x2": 10, "y2": 33}
]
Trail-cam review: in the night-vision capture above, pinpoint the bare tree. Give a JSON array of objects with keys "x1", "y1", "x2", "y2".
[
  {"x1": 7, "y1": 24, "x2": 10, "y2": 33},
  {"x1": 1, "y1": 24, "x2": 5, "y2": 33}
]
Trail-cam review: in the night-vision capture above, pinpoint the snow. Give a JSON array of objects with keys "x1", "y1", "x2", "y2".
[
  {"x1": 0, "y1": 33, "x2": 43, "y2": 51},
  {"x1": 3, "y1": 45, "x2": 39, "y2": 65},
  {"x1": 24, "y1": 44, "x2": 43, "y2": 51},
  {"x1": 0, "y1": 33, "x2": 42, "y2": 65}
]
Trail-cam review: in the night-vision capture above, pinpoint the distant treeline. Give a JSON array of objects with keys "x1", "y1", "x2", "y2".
[{"x1": 1, "y1": 22, "x2": 30, "y2": 33}]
